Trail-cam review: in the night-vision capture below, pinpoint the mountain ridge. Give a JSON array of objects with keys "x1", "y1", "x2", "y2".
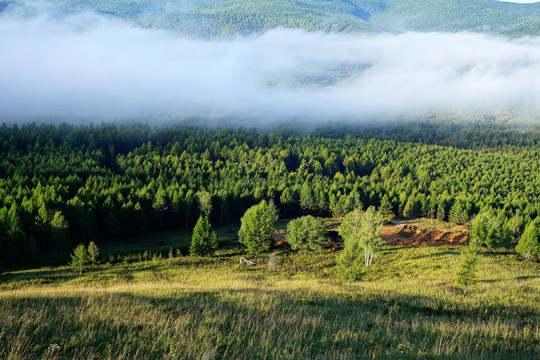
[{"x1": 3, "y1": 0, "x2": 540, "y2": 37}]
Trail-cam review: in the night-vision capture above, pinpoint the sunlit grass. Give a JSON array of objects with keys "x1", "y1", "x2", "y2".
[{"x1": 1, "y1": 246, "x2": 539, "y2": 359}]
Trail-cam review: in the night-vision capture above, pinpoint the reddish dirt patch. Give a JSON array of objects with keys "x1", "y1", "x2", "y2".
[
  {"x1": 382, "y1": 223, "x2": 468, "y2": 246},
  {"x1": 274, "y1": 233, "x2": 290, "y2": 249},
  {"x1": 273, "y1": 220, "x2": 467, "y2": 249}
]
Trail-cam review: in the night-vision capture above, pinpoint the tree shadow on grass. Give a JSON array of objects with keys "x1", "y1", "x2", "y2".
[
  {"x1": 410, "y1": 250, "x2": 459, "y2": 260},
  {"x1": 515, "y1": 275, "x2": 540, "y2": 281}
]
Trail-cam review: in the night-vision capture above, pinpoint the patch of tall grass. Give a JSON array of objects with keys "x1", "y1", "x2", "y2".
[{"x1": 0, "y1": 246, "x2": 538, "y2": 359}]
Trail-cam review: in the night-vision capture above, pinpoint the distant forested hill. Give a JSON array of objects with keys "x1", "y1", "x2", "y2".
[{"x1": 3, "y1": 0, "x2": 540, "y2": 37}]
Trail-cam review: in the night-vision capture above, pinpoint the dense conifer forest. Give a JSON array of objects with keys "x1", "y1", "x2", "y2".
[{"x1": 1, "y1": 121, "x2": 539, "y2": 268}]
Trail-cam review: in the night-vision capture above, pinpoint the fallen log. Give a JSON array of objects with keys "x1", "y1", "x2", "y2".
[{"x1": 239, "y1": 257, "x2": 255, "y2": 266}]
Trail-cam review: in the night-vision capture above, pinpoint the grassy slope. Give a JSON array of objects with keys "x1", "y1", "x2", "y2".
[{"x1": 1, "y1": 245, "x2": 539, "y2": 359}]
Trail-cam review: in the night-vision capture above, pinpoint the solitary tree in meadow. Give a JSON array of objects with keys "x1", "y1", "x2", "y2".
[
  {"x1": 338, "y1": 207, "x2": 384, "y2": 285},
  {"x1": 190, "y1": 216, "x2": 218, "y2": 257},
  {"x1": 238, "y1": 200, "x2": 278, "y2": 259},
  {"x1": 456, "y1": 242, "x2": 480, "y2": 295},
  {"x1": 286, "y1": 215, "x2": 327, "y2": 256},
  {"x1": 70, "y1": 244, "x2": 90, "y2": 274}
]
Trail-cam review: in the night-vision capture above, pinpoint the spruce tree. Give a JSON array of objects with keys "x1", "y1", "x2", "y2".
[{"x1": 190, "y1": 216, "x2": 218, "y2": 257}]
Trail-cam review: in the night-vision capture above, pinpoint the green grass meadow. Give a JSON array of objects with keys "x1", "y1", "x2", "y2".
[{"x1": 1, "y1": 242, "x2": 539, "y2": 359}]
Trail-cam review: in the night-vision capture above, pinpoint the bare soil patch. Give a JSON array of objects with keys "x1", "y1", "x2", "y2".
[
  {"x1": 382, "y1": 221, "x2": 468, "y2": 246},
  {"x1": 273, "y1": 218, "x2": 467, "y2": 249}
]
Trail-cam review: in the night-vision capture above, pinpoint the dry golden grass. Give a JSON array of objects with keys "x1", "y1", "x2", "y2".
[{"x1": 1, "y1": 246, "x2": 539, "y2": 359}]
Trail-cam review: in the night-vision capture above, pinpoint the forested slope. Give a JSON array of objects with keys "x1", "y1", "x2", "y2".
[
  {"x1": 1, "y1": 122, "x2": 539, "y2": 268},
  {"x1": 3, "y1": 0, "x2": 540, "y2": 37}
]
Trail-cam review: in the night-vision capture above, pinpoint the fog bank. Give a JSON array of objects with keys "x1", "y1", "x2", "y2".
[{"x1": 1, "y1": 6, "x2": 540, "y2": 123}]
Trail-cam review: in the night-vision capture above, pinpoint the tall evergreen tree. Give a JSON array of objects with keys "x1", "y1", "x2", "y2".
[
  {"x1": 70, "y1": 244, "x2": 90, "y2": 274},
  {"x1": 516, "y1": 218, "x2": 540, "y2": 260},
  {"x1": 286, "y1": 215, "x2": 327, "y2": 256},
  {"x1": 238, "y1": 201, "x2": 278, "y2": 258},
  {"x1": 50, "y1": 211, "x2": 70, "y2": 260},
  {"x1": 190, "y1": 216, "x2": 218, "y2": 257},
  {"x1": 88, "y1": 241, "x2": 100, "y2": 264},
  {"x1": 456, "y1": 242, "x2": 480, "y2": 295}
]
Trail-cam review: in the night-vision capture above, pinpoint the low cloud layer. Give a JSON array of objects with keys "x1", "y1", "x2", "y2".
[{"x1": 2, "y1": 5, "x2": 540, "y2": 123}]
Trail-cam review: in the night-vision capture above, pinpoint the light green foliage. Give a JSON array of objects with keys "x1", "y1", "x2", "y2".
[
  {"x1": 469, "y1": 209, "x2": 504, "y2": 248},
  {"x1": 2, "y1": 123, "x2": 540, "y2": 269},
  {"x1": 190, "y1": 216, "x2": 218, "y2": 257},
  {"x1": 339, "y1": 208, "x2": 364, "y2": 246},
  {"x1": 300, "y1": 182, "x2": 317, "y2": 214},
  {"x1": 286, "y1": 215, "x2": 327, "y2": 255},
  {"x1": 50, "y1": 211, "x2": 70, "y2": 258},
  {"x1": 449, "y1": 201, "x2": 468, "y2": 225},
  {"x1": 338, "y1": 207, "x2": 384, "y2": 284},
  {"x1": 456, "y1": 242, "x2": 480, "y2": 295},
  {"x1": 516, "y1": 218, "x2": 540, "y2": 260},
  {"x1": 378, "y1": 195, "x2": 394, "y2": 223},
  {"x1": 88, "y1": 241, "x2": 100, "y2": 264},
  {"x1": 70, "y1": 244, "x2": 90, "y2": 274},
  {"x1": 436, "y1": 201, "x2": 446, "y2": 221},
  {"x1": 337, "y1": 238, "x2": 364, "y2": 285},
  {"x1": 197, "y1": 190, "x2": 213, "y2": 218},
  {"x1": 238, "y1": 201, "x2": 278, "y2": 258}
]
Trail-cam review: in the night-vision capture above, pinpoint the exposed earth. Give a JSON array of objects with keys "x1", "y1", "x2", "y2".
[
  {"x1": 381, "y1": 220, "x2": 468, "y2": 246},
  {"x1": 275, "y1": 218, "x2": 469, "y2": 249}
]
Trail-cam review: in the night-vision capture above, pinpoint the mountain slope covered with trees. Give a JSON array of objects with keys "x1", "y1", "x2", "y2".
[
  {"x1": 1, "y1": 121, "x2": 540, "y2": 268},
  {"x1": 3, "y1": 0, "x2": 540, "y2": 37}
]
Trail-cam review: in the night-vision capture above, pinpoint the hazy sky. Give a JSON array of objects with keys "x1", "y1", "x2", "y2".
[{"x1": 1, "y1": 4, "x2": 540, "y2": 123}]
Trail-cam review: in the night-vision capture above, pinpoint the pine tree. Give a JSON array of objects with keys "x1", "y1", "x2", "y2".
[
  {"x1": 379, "y1": 195, "x2": 394, "y2": 224},
  {"x1": 88, "y1": 241, "x2": 100, "y2": 264},
  {"x1": 7, "y1": 203, "x2": 32, "y2": 264},
  {"x1": 190, "y1": 216, "x2": 218, "y2": 257},
  {"x1": 337, "y1": 240, "x2": 363, "y2": 286},
  {"x1": 286, "y1": 215, "x2": 327, "y2": 256},
  {"x1": 449, "y1": 202, "x2": 468, "y2": 225},
  {"x1": 516, "y1": 218, "x2": 540, "y2": 260},
  {"x1": 70, "y1": 244, "x2": 90, "y2": 274},
  {"x1": 238, "y1": 200, "x2": 278, "y2": 258},
  {"x1": 456, "y1": 243, "x2": 480, "y2": 295},
  {"x1": 50, "y1": 211, "x2": 69, "y2": 260},
  {"x1": 436, "y1": 201, "x2": 446, "y2": 221},
  {"x1": 469, "y1": 210, "x2": 504, "y2": 248}
]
